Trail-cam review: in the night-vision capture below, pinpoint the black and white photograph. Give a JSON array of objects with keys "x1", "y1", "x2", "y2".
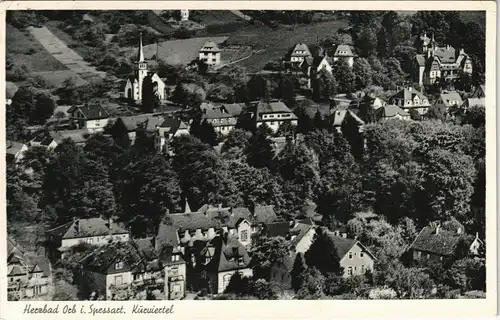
[{"x1": 3, "y1": 4, "x2": 494, "y2": 307}]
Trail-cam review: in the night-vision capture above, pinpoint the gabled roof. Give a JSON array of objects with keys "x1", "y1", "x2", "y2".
[
  {"x1": 325, "y1": 232, "x2": 376, "y2": 261},
  {"x1": 68, "y1": 104, "x2": 109, "y2": 120},
  {"x1": 81, "y1": 242, "x2": 142, "y2": 274},
  {"x1": 438, "y1": 91, "x2": 463, "y2": 107},
  {"x1": 206, "y1": 236, "x2": 252, "y2": 272},
  {"x1": 200, "y1": 41, "x2": 221, "y2": 53},
  {"x1": 334, "y1": 44, "x2": 354, "y2": 57},
  {"x1": 47, "y1": 218, "x2": 129, "y2": 240},
  {"x1": 390, "y1": 87, "x2": 428, "y2": 102},
  {"x1": 253, "y1": 205, "x2": 279, "y2": 224},
  {"x1": 330, "y1": 107, "x2": 365, "y2": 127},
  {"x1": 264, "y1": 222, "x2": 290, "y2": 238},
  {"x1": 166, "y1": 212, "x2": 220, "y2": 233},
  {"x1": 6, "y1": 81, "x2": 19, "y2": 99},
  {"x1": 433, "y1": 46, "x2": 456, "y2": 64},
  {"x1": 291, "y1": 43, "x2": 311, "y2": 57},
  {"x1": 376, "y1": 105, "x2": 410, "y2": 119},
  {"x1": 117, "y1": 114, "x2": 162, "y2": 132},
  {"x1": 221, "y1": 103, "x2": 245, "y2": 117},
  {"x1": 410, "y1": 226, "x2": 473, "y2": 256}
]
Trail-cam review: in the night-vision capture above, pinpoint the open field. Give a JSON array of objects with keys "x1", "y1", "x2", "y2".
[
  {"x1": 196, "y1": 10, "x2": 245, "y2": 26},
  {"x1": 28, "y1": 26, "x2": 107, "y2": 84},
  {"x1": 44, "y1": 21, "x2": 93, "y2": 60},
  {"x1": 6, "y1": 24, "x2": 68, "y2": 74},
  {"x1": 123, "y1": 36, "x2": 229, "y2": 65},
  {"x1": 225, "y1": 18, "x2": 349, "y2": 71}
]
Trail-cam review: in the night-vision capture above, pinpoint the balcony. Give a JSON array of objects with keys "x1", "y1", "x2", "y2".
[{"x1": 168, "y1": 275, "x2": 185, "y2": 282}]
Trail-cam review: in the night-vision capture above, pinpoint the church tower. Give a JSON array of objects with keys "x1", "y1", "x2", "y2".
[{"x1": 136, "y1": 33, "x2": 148, "y2": 100}]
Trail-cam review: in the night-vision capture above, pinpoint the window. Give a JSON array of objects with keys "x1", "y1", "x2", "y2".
[
  {"x1": 173, "y1": 284, "x2": 181, "y2": 292},
  {"x1": 361, "y1": 265, "x2": 365, "y2": 274},
  {"x1": 348, "y1": 252, "x2": 353, "y2": 259},
  {"x1": 133, "y1": 274, "x2": 140, "y2": 281},
  {"x1": 270, "y1": 121, "x2": 274, "y2": 126},
  {"x1": 86, "y1": 238, "x2": 93, "y2": 244},
  {"x1": 171, "y1": 268, "x2": 179, "y2": 277},
  {"x1": 347, "y1": 267, "x2": 353, "y2": 276},
  {"x1": 115, "y1": 262, "x2": 124, "y2": 270},
  {"x1": 417, "y1": 251, "x2": 422, "y2": 258},
  {"x1": 360, "y1": 252, "x2": 364, "y2": 258},
  {"x1": 114, "y1": 275, "x2": 123, "y2": 285},
  {"x1": 241, "y1": 230, "x2": 248, "y2": 241},
  {"x1": 426, "y1": 254, "x2": 430, "y2": 259}
]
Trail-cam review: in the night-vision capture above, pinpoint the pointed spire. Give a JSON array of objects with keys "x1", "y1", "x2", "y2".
[
  {"x1": 138, "y1": 32, "x2": 145, "y2": 63},
  {"x1": 184, "y1": 200, "x2": 191, "y2": 213}
]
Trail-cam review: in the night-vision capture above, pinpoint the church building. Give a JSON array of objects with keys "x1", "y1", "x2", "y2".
[
  {"x1": 122, "y1": 33, "x2": 167, "y2": 102},
  {"x1": 413, "y1": 32, "x2": 473, "y2": 86}
]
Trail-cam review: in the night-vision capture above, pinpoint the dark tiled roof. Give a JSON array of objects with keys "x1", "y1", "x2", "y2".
[
  {"x1": 117, "y1": 114, "x2": 163, "y2": 132},
  {"x1": 410, "y1": 226, "x2": 473, "y2": 256},
  {"x1": 155, "y1": 222, "x2": 180, "y2": 248},
  {"x1": 47, "y1": 218, "x2": 129, "y2": 240},
  {"x1": 253, "y1": 205, "x2": 279, "y2": 224},
  {"x1": 200, "y1": 41, "x2": 221, "y2": 53},
  {"x1": 256, "y1": 100, "x2": 294, "y2": 115},
  {"x1": 433, "y1": 46, "x2": 456, "y2": 64},
  {"x1": 264, "y1": 222, "x2": 290, "y2": 238},
  {"x1": 438, "y1": 91, "x2": 463, "y2": 107},
  {"x1": 69, "y1": 104, "x2": 109, "y2": 120},
  {"x1": 6, "y1": 81, "x2": 19, "y2": 99},
  {"x1": 167, "y1": 212, "x2": 220, "y2": 233},
  {"x1": 207, "y1": 236, "x2": 252, "y2": 272},
  {"x1": 81, "y1": 242, "x2": 142, "y2": 273},
  {"x1": 390, "y1": 87, "x2": 428, "y2": 102}
]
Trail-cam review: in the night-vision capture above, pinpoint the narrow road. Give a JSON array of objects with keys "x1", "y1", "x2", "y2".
[
  {"x1": 28, "y1": 26, "x2": 106, "y2": 83},
  {"x1": 230, "y1": 10, "x2": 252, "y2": 21},
  {"x1": 215, "y1": 52, "x2": 254, "y2": 70}
]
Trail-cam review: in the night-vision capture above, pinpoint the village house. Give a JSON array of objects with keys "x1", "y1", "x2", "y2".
[
  {"x1": 46, "y1": 217, "x2": 130, "y2": 260},
  {"x1": 134, "y1": 238, "x2": 187, "y2": 300},
  {"x1": 29, "y1": 129, "x2": 91, "y2": 150},
  {"x1": 301, "y1": 54, "x2": 334, "y2": 89},
  {"x1": 408, "y1": 225, "x2": 484, "y2": 263},
  {"x1": 288, "y1": 43, "x2": 312, "y2": 69},
  {"x1": 375, "y1": 105, "x2": 411, "y2": 121},
  {"x1": 7, "y1": 238, "x2": 51, "y2": 300},
  {"x1": 434, "y1": 91, "x2": 463, "y2": 112},
  {"x1": 197, "y1": 235, "x2": 253, "y2": 294},
  {"x1": 200, "y1": 103, "x2": 238, "y2": 135},
  {"x1": 156, "y1": 116, "x2": 190, "y2": 153},
  {"x1": 122, "y1": 34, "x2": 167, "y2": 101},
  {"x1": 471, "y1": 84, "x2": 486, "y2": 98},
  {"x1": 323, "y1": 228, "x2": 377, "y2": 277},
  {"x1": 180, "y1": 9, "x2": 189, "y2": 21},
  {"x1": 254, "y1": 100, "x2": 298, "y2": 133},
  {"x1": 6, "y1": 140, "x2": 28, "y2": 164},
  {"x1": 329, "y1": 106, "x2": 365, "y2": 134},
  {"x1": 67, "y1": 103, "x2": 110, "y2": 133},
  {"x1": 332, "y1": 44, "x2": 356, "y2": 68},
  {"x1": 413, "y1": 33, "x2": 473, "y2": 86},
  {"x1": 80, "y1": 242, "x2": 157, "y2": 300},
  {"x1": 109, "y1": 113, "x2": 164, "y2": 145},
  {"x1": 388, "y1": 87, "x2": 431, "y2": 115},
  {"x1": 269, "y1": 253, "x2": 296, "y2": 290},
  {"x1": 199, "y1": 41, "x2": 221, "y2": 66}
]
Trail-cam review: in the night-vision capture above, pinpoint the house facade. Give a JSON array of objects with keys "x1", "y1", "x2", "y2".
[
  {"x1": 289, "y1": 43, "x2": 312, "y2": 69},
  {"x1": 46, "y1": 218, "x2": 130, "y2": 260},
  {"x1": 155, "y1": 116, "x2": 190, "y2": 153},
  {"x1": 434, "y1": 91, "x2": 463, "y2": 111},
  {"x1": 7, "y1": 238, "x2": 51, "y2": 300},
  {"x1": 199, "y1": 41, "x2": 221, "y2": 66},
  {"x1": 388, "y1": 87, "x2": 431, "y2": 115},
  {"x1": 122, "y1": 34, "x2": 167, "y2": 101},
  {"x1": 324, "y1": 230, "x2": 376, "y2": 277},
  {"x1": 254, "y1": 100, "x2": 298, "y2": 133},
  {"x1": 413, "y1": 33, "x2": 473, "y2": 86},
  {"x1": 67, "y1": 104, "x2": 110, "y2": 132},
  {"x1": 333, "y1": 44, "x2": 355, "y2": 68},
  {"x1": 200, "y1": 104, "x2": 238, "y2": 135},
  {"x1": 409, "y1": 225, "x2": 484, "y2": 262}
]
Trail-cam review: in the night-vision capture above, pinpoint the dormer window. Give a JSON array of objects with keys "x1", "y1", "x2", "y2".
[{"x1": 115, "y1": 261, "x2": 124, "y2": 270}]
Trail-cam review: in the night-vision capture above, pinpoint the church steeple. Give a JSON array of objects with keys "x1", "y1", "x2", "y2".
[{"x1": 137, "y1": 32, "x2": 145, "y2": 63}]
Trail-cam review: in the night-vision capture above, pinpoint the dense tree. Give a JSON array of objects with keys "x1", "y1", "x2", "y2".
[
  {"x1": 293, "y1": 105, "x2": 313, "y2": 134},
  {"x1": 221, "y1": 129, "x2": 252, "y2": 157},
  {"x1": 246, "y1": 123, "x2": 275, "y2": 170},
  {"x1": 332, "y1": 60, "x2": 356, "y2": 94},
  {"x1": 305, "y1": 229, "x2": 343, "y2": 276},
  {"x1": 7, "y1": 164, "x2": 40, "y2": 223},
  {"x1": 251, "y1": 236, "x2": 292, "y2": 280},
  {"x1": 291, "y1": 253, "x2": 307, "y2": 292},
  {"x1": 198, "y1": 120, "x2": 219, "y2": 146},
  {"x1": 353, "y1": 58, "x2": 373, "y2": 90},
  {"x1": 312, "y1": 69, "x2": 337, "y2": 102},
  {"x1": 384, "y1": 262, "x2": 435, "y2": 298},
  {"x1": 9, "y1": 86, "x2": 56, "y2": 126},
  {"x1": 115, "y1": 154, "x2": 182, "y2": 236},
  {"x1": 295, "y1": 267, "x2": 325, "y2": 299},
  {"x1": 141, "y1": 73, "x2": 160, "y2": 113}
]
